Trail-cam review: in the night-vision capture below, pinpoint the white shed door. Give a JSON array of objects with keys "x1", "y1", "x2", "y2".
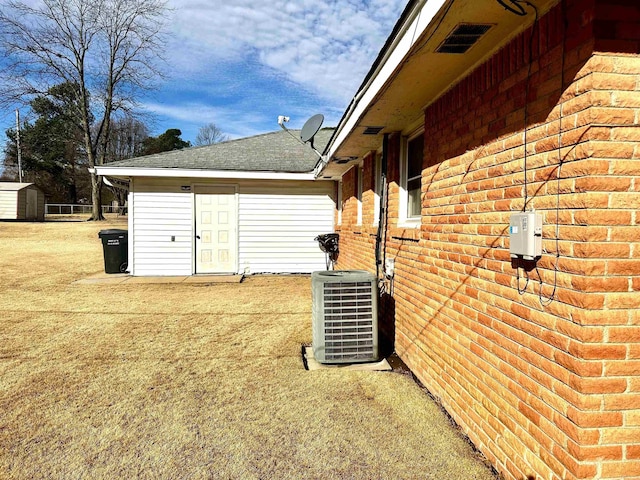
[{"x1": 195, "y1": 186, "x2": 237, "y2": 274}]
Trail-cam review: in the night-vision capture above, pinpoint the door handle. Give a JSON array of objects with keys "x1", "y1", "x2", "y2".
[{"x1": 196, "y1": 235, "x2": 201, "y2": 239}]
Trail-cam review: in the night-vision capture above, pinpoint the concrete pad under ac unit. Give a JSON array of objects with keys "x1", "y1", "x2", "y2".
[{"x1": 302, "y1": 345, "x2": 392, "y2": 371}]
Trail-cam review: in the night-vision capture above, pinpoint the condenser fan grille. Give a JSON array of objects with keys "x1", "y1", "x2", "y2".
[
  {"x1": 312, "y1": 272, "x2": 378, "y2": 364},
  {"x1": 323, "y1": 281, "x2": 375, "y2": 361}
]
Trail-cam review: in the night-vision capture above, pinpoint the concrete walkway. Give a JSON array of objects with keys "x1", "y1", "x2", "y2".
[{"x1": 73, "y1": 273, "x2": 244, "y2": 285}]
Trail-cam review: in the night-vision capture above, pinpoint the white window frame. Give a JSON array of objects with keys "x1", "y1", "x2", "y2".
[
  {"x1": 337, "y1": 180, "x2": 342, "y2": 225},
  {"x1": 399, "y1": 129, "x2": 424, "y2": 227},
  {"x1": 373, "y1": 152, "x2": 382, "y2": 226},
  {"x1": 356, "y1": 164, "x2": 363, "y2": 225}
]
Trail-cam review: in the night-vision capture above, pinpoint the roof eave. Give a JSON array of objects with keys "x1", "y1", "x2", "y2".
[
  {"x1": 93, "y1": 166, "x2": 319, "y2": 181},
  {"x1": 325, "y1": 0, "x2": 447, "y2": 162},
  {"x1": 325, "y1": 0, "x2": 558, "y2": 170}
]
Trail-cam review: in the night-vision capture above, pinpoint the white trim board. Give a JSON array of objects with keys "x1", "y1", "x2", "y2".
[{"x1": 93, "y1": 167, "x2": 317, "y2": 181}]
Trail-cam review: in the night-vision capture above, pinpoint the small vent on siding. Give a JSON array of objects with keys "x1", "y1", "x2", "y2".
[{"x1": 436, "y1": 24, "x2": 492, "y2": 54}]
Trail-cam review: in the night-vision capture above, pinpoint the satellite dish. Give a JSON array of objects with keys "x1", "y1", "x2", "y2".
[{"x1": 300, "y1": 114, "x2": 324, "y2": 147}]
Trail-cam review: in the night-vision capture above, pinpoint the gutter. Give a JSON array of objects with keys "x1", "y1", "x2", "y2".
[{"x1": 93, "y1": 166, "x2": 318, "y2": 181}]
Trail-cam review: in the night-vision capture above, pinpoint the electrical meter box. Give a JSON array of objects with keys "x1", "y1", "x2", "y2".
[{"x1": 509, "y1": 212, "x2": 543, "y2": 260}]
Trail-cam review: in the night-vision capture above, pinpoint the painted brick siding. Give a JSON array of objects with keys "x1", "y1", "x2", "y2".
[{"x1": 336, "y1": 1, "x2": 640, "y2": 479}]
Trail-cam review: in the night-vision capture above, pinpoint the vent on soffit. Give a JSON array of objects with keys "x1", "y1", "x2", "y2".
[
  {"x1": 436, "y1": 23, "x2": 493, "y2": 54},
  {"x1": 362, "y1": 126, "x2": 384, "y2": 135},
  {"x1": 334, "y1": 156, "x2": 359, "y2": 164}
]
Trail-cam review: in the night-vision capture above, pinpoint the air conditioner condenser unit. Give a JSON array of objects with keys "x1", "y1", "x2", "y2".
[{"x1": 311, "y1": 270, "x2": 379, "y2": 364}]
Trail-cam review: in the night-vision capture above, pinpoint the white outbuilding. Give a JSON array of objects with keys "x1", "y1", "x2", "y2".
[
  {"x1": 94, "y1": 129, "x2": 337, "y2": 276},
  {"x1": 0, "y1": 182, "x2": 45, "y2": 221}
]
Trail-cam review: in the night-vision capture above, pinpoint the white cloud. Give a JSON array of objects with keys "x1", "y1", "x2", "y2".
[
  {"x1": 0, "y1": 0, "x2": 407, "y2": 151},
  {"x1": 140, "y1": 100, "x2": 267, "y2": 139},
  {"x1": 167, "y1": 0, "x2": 405, "y2": 106}
]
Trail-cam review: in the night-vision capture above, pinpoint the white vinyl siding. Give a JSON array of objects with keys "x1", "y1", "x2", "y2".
[
  {"x1": 0, "y1": 191, "x2": 18, "y2": 219},
  {"x1": 130, "y1": 181, "x2": 193, "y2": 276},
  {"x1": 238, "y1": 183, "x2": 334, "y2": 273},
  {"x1": 128, "y1": 178, "x2": 335, "y2": 276}
]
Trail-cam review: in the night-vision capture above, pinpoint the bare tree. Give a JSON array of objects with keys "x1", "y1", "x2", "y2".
[
  {"x1": 195, "y1": 123, "x2": 229, "y2": 146},
  {"x1": 107, "y1": 115, "x2": 150, "y2": 163},
  {"x1": 102, "y1": 114, "x2": 149, "y2": 214},
  {"x1": 0, "y1": 0, "x2": 168, "y2": 220}
]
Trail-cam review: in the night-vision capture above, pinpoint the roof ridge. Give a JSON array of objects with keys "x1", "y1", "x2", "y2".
[{"x1": 100, "y1": 127, "x2": 335, "y2": 172}]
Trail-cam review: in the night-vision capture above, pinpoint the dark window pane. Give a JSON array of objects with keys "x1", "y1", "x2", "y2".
[
  {"x1": 408, "y1": 134, "x2": 424, "y2": 179},
  {"x1": 408, "y1": 178, "x2": 421, "y2": 217}
]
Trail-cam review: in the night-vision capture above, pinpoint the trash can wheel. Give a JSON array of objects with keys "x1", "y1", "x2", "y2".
[{"x1": 119, "y1": 262, "x2": 128, "y2": 273}]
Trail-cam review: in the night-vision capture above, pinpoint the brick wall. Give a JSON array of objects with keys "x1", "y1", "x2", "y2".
[
  {"x1": 335, "y1": 0, "x2": 640, "y2": 479},
  {"x1": 337, "y1": 164, "x2": 377, "y2": 272},
  {"x1": 362, "y1": 151, "x2": 376, "y2": 226}
]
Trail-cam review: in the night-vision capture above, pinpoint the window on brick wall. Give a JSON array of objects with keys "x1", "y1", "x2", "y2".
[
  {"x1": 373, "y1": 152, "x2": 382, "y2": 225},
  {"x1": 337, "y1": 180, "x2": 342, "y2": 225},
  {"x1": 356, "y1": 165, "x2": 363, "y2": 225},
  {"x1": 400, "y1": 131, "x2": 424, "y2": 224}
]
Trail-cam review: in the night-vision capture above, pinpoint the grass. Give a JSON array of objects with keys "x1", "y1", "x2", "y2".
[{"x1": 0, "y1": 219, "x2": 497, "y2": 479}]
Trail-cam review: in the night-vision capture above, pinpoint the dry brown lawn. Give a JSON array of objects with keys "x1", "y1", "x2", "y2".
[{"x1": 0, "y1": 218, "x2": 497, "y2": 479}]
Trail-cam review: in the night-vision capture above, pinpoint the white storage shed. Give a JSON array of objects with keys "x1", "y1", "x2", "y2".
[
  {"x1": 0, "y1": 182, "x2": 45, "y2": 221},
  {"x1": 94, "y1": 129, "x2": 337, "y2": 276}
]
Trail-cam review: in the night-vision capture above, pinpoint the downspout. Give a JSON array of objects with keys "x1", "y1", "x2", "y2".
[
  {"x1": 313, "y1": 154, "x2": 329, "y2": 178},
  {"x1": 128, "y1": 177, "x2": 134, "y2": 276},
  {"x1": 376, "y1": 133, "x2": 389, "y2": 282}
]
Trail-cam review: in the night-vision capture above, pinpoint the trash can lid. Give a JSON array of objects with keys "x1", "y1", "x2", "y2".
[{"x1": 98, "y1": 229, "x2": 128, "y2": 237}]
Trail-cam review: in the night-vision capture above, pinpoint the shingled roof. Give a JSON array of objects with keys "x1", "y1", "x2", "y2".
[{"x1": 103, "y1": 128, "x2": 334, "y2": 174}]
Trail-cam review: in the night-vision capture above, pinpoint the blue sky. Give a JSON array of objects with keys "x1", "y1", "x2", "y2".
[
  {"x1": 127, "y1": 0, "x2": 407, "y2": 142},
  {"x1": 0, "y1": 0, "x2": 405, "y2": 145}
]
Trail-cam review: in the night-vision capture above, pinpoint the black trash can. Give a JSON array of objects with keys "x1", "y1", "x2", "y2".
[{"x1": 98, "y1": 229, "x2": 128, "y2": 274}]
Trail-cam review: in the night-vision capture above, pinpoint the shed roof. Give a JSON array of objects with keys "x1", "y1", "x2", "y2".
[
  {"x1": 103, "y1": 128, "x2": 334, "y2": 173},
  {"x1": 0, "y1": 182, "x2": 37, "y2": 192}
]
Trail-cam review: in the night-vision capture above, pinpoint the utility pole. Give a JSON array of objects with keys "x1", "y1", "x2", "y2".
[{"x1": 15, "y1": 109, "x2": 23, "y2": 183}]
